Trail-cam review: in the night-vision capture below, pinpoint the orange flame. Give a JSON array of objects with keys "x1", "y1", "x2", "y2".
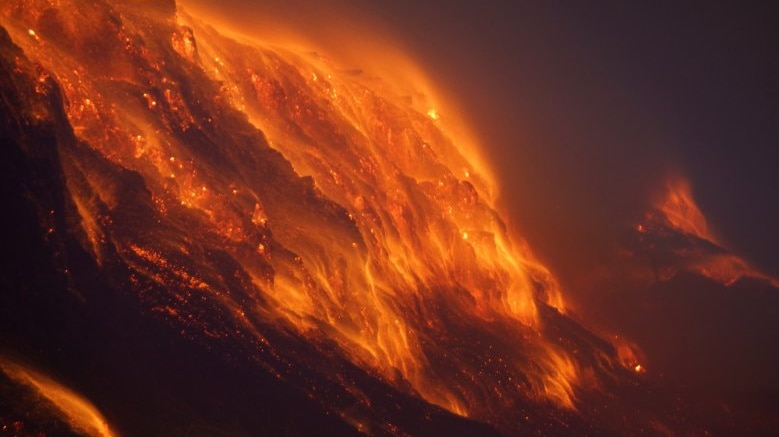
[
  {"x1": 0, "y1": 357, "x2": 117, "y2": 437},
  {"x1": 642, "y1": 178, "x2": 779, "y2": 287},
  {"x1": 657, "y1": 178, "x2": 712, "y2": 241}
]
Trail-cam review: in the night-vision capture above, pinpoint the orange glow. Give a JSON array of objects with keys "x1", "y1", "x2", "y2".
[
  {"x1": 0, "y1": 357, "x2": 117, "y2": 437},
  {"x1": 612, "y1": 335, "x2": 646, "y2": 374},
  {"x1": 639, "y1": 178, "x2": 779, "y2": 287},
  {"x1": 0, "y1": 0, "x2": 617, "y2": 428},
  {"x1": 657, "y1": 179, "x2": 713, "y2": 241}
]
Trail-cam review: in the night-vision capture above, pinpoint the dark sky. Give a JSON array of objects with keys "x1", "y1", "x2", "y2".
[{"x1": 185, "y1": 0, "x2": 779, "y2": 289}]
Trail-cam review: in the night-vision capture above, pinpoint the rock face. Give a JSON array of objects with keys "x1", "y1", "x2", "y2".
[{"x1": 1, "y1": 1, "x2": 774, "y2": 436}]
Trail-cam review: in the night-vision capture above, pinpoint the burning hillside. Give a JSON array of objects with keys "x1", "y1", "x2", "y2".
[{"x1": 1, "y1": 1, "x2": 776, "y2": 436}]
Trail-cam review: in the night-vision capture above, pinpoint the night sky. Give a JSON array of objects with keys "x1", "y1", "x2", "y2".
[{"x1": 186, "y1": 0, "x2": 779, "y2": 288}]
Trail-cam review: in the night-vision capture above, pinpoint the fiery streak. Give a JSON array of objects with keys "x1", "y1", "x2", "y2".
[
  {"x1": 657, "y1": 179, "x2": 713, "y2": 241},
  {"x1": 0, "y1": 357, "x2": 117, "y2": 437}
]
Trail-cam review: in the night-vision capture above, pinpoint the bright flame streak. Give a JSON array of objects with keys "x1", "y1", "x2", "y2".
[
  {"x1": 71, "y1": 194, "x2": 104, "y2": 264},
  {"x1": 539, "y1": 349, "x2": 577, "y2": 409},
  {"x1": 0, "y1": 357, "x2": 117, "y2": 437},
  {"x1": 658, "y1": 179, "x2": 712, "y2": 241}
]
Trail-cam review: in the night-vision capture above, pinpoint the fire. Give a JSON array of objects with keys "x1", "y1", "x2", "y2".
[
  {"x1": 0, "y1": 357, "x2": 117, "y2": 437},
  {"x1": 657, "y1": 178, "x2": 712, "y2": 241},
  {"x1": 612, "y1": 335, "x2": 646, "y2": 375},
  {"x1": 634, "y1": 178, "x2": 779, "y2": 287},
  {"x1": 0, "y1": 0, "x2": 638, "y2": 431}
]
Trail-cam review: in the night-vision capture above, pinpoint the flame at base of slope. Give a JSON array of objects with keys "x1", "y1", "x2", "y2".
[
  {"x1": 0, "y1": 0, "x2": 638, "y2": 428},
  {"x1": 0, "y1": 356, "x2": 117, "y2": 437},
  {"x1": 631, "y1": 178, "x2": 778, "y2": 288}
]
